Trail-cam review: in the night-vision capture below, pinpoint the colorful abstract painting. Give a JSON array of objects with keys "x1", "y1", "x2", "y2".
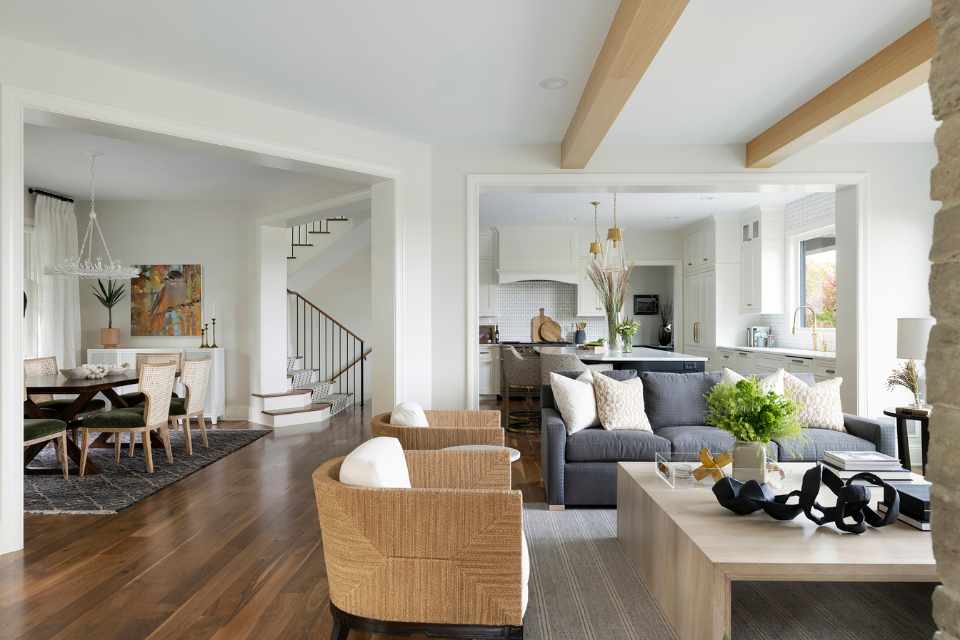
[{"x1": 130, "y1": 264, "x2": 203, "y2": 336}]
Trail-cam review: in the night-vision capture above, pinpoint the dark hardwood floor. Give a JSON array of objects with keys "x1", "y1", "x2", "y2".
[{"x1": 0, "y1": 405, "x2": 542, "y2": 640}]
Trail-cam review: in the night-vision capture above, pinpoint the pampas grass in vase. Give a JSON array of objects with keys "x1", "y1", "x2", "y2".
[{"x1": 587, "y1": 261, "x2": 630, "y2": 352}]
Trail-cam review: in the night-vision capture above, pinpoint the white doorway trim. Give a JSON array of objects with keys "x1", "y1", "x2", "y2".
[
  {"x1": 0, "y1": 84, "x2": 407, "y2": 555},
  {"x1": 465, "y1": 172, "x2": 870, "y2": 415}
]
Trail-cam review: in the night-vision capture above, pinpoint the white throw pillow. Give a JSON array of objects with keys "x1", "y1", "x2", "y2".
[
  {"x1": 390, "y1": 401, "x2": 428, "y2": 428},
  {"x1": 339, "y1": 437, "x2": 412, "y2": 488},
  {"x1": 783, "y1": 372, "x2": 845, "y2": 432},
  {"x1": 550, "y1": 371, "x2": 599, "y2": 435},
  {"x1": 521, "y1": 533, "x2": 530, "y2": 616},
  {"x1": 593, "y1": 374, "x2": 652, "y2": 431},
  {"x1": 721, "y1": 367, "x2": 785, "y2": 395}
]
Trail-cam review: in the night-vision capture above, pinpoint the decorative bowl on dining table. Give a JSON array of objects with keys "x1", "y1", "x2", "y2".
[{"x1": 60, "y1": 364, "x2": 109, "y2": 380}]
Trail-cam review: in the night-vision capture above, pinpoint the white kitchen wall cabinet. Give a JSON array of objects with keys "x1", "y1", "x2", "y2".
[
  {"x1": 684, "y1": 270, "x2": 715, "y2": 351},
  {"x1": 576, "y1": 258, "x2": 604, "y2": 317},
  {"x1": 739, "y1": 207, "x2": 784, "y2": 314},
  {"x1": 87, "y1": 347, "x2": 226, "y2": 423},
  {"x1": 497, "y1": 225, "x2": 577, "y2": 282},
  {"x1": 479, "y1": 228, "x2": 499, "y2": 316},
  {"x1": 683, "y1": 224, "x2": 715, "y2": 275}
]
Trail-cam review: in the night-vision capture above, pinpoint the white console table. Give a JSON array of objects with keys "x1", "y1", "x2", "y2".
[{"x1": 86, "y1": 347, "x2": 225, "y2": 424}]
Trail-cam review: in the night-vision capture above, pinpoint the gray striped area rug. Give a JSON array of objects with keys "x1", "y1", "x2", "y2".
[{"x1": 522, "y1": 505, "x2": 935, "y2": 639}]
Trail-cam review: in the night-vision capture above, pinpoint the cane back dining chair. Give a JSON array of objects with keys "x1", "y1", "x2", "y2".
[
  {"x1": 24, "y1": 418, "x2": 70, "y2": 479},
  {"x1": 24, "y1": 356, "x2": 106, "y2": 417},
  {"x1": 119, "y1": 352, "x2": 183, "y2": 406},
  {"x1": 79, "y1": 362, "x2": 177, "y2": 475},
  {"x1": 168, "y1": 358, "x2": 212, "y2": 455}
]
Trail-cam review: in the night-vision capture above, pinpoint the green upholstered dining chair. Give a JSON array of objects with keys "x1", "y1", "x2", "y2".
[
  {"x1": 24, "y1": 418, "x2": 70, "y2": 479},
  {"x1": 24, "y1": 356, "x2": 106, "y2": 417},
  {"x1": 118, "y1": 352, "x2": 183, "y2": 406},
  {"x1": 168, "y1": 358, "x2": 212, "y2": 456},
  {"x1": 79, "y1": 362, "x2": 178, "y2": 475}
]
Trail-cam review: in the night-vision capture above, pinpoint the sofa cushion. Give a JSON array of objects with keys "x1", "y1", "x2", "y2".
[
  {"x1": 390, "y1": 401, "x2": 428, "y2": 427},
  {"x1": 339, "y1": 437, "x2": 411, "y2": 488},
  {"x1": 565, "y1": 427, "x2": 670, "y2": 462},
  {"x1": 654, "y1": 425, "x2": 735, "y2": 461},
  {"x1": 541, "y1": 369, "x2": 636, "y2": 411},
  {"x1": 775, "y1": 429, "x2": 876, "y2": 462},
  {"x1": 640, "y1": 371, "x2": 721, "y2": 429},
  {"x1": 550, "y1": 371, "x2": 599, "y2": 434},
  {"x1": 594, "y1": 375, "x2": 652, "y2": 431}
]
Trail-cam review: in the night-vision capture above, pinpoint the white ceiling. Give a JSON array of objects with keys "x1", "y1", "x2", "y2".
[
  {"x1": 0, "y1": 1, "x2": 933, "y2": 146},
  {"x1": 24, "y1": 123, "x2": 373, "y2": 204},
  {"x1": 480, "y1": 191, "x2": 820, "y2": 231},
  {"x1": 821, "y1": 84, "x2": 936, "y2": 143}
]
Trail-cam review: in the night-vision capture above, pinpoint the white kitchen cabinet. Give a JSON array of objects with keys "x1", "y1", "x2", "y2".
[
  {"x1": 478, "y1": 345, "x2": 501, "y2": 396},
  {"x1": 715, "y1": 347, "x2": 838, "y2": 382},
  {"x1": 683, "y1": 225, "x2": 715, "y2": 275},
  {"x1": 814, "y1": 359, "x2": 839, "y2": 381},
  {"x1": 87, "y1": 347, "x2": 225, "y2": 422},
  {"x1": 497, "y1": 225, "x2": 577, "y2": 281},
  {"x1": 576, "y1": 259, "x2": 604, "y2": 317},
  {"x1": 739, "y1": 207, "x2": 783, "y2": 314},
  {"x1": 478, "y1": 228, "x2": 499, "y2": 316},
  {"x1": 684, "y1": 271, "x2": 716, "y2": 351}
]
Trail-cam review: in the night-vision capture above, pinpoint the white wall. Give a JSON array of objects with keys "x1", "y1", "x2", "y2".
[
  {"x1": 0, "y1": 37, "x2": 432, "y2": 554},
  {"x1": 432, "y1": 143, "x2": 937, "y2": 415}
]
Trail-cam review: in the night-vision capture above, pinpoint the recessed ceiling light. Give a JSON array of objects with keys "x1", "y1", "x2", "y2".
[{"x1": 539, "y1": 77, "x2": 568, "y2": 90}]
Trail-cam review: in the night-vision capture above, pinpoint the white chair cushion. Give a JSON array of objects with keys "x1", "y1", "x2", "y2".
[
  {"x1": 521, "y1": 533, "x2": 530, "y2": 616},
  {"x1": 783, "y1": 372, "x2": 845, "y2": 432},
  {"x1": 339, "y1": 437, "x2": 412, "y2": 488},
  {"x1": 593, "y1": 374, "x2": 652, "y2": 431},
  {"x1": 550, "y1": 371, "x2": 599, "y2": 435},
  {"x1": 721, "y1": 367, "x2": 785, "y2": 395},
  {"x1": 390, "y1": 401, "x2": 428, "y2": 428}
]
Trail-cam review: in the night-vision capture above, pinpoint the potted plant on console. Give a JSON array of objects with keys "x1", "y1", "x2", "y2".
[
  {"x1": 705, "y1": 378, "x2": 800, "y2": 483},
  {"x1": 92, "y1": 279, "x2": 126, "y2": 348}
]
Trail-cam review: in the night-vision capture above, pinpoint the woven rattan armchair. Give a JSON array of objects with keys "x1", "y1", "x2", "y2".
[
  {"x1": 501, "y1": 346, "x2": 540, "y2": 430},
  {"x1": 371, "y1": 410, "x2": 504, "y2": 450},
  {"x1": 313, "y1": 449, "x2": 524, "y2": 639}
]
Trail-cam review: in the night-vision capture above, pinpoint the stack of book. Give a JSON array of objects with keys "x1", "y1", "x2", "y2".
[
  {"x1": 820, "y1": 451, "x2": 914, "y2": 482},
  {"x1": 878, "y1": 484, "x2": 931, "y2": 531}
]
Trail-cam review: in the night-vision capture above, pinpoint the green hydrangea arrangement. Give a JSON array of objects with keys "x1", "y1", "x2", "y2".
[{"x1": 705, "y1": 378, "x2": 801, "y2": 443}]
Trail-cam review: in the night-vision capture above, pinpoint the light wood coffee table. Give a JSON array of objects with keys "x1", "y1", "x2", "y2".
[{"x1": 617, "y1": 462, "x2": 937, "y2": 640}]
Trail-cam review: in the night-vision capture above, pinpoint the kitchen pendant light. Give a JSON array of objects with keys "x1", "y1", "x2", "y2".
[
  {"x1": 588, "y1": 200, "x2": 603, "y2": 260},
  {"x1": 45, "y1": 154, "x2": 140, "y2": 280},
  {"x1": 602, "y1": 192, "x2": 627, "y2": 271}
]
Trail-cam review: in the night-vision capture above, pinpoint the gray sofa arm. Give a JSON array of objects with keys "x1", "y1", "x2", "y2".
[
  {"x1": 844, "y1": 414, "x2": 897, "y2": 459},
  {"x1": 541, "y1": 408, "x2": 567, "y2": 507}
]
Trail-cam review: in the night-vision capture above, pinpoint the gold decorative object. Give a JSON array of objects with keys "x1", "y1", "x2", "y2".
[
  {"x1": 588, "y1": 201, "x2": 603, "y2": 259},
  {"x1": 601, "y1": 192, "x2": 627, "y2": 271},
  {"x1": 693, "y1": 448, "x2": 731, "y2": 482},
  {"x1": 201, "y1": 323, "x2": 209, "y2": 348}
]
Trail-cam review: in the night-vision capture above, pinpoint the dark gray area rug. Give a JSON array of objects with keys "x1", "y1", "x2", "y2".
[
  {"x1": 25, "y1": 429, "x2": 270, "y2": 514},
  {"x1": 523, "y1": 506, "x2": 936, "y2": 640}
]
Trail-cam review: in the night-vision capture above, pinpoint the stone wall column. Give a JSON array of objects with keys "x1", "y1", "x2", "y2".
[{"x1": 930, "y1": 1, "x2": 960, "y2": 638}]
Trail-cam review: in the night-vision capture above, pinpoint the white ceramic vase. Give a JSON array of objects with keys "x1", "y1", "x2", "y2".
[{"x1": 732, "y1": 441, "x2": 768, "y2": 484}]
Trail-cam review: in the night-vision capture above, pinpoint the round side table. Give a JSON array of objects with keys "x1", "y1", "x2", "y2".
[
  {"x1": 444, "y1": 444, "x2": 521, "y2": 463},
  {"x1": 883, "y1": 407, "x2": 930, "y2": 475}
]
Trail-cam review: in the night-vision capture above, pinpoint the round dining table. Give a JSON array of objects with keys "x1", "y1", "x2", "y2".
[{"x1": 24, "y1": 372, "x2": 140, "y2": 475}]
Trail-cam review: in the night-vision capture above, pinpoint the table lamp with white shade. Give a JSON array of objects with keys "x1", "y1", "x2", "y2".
[{"x1": 895, "y1": 317, "x2": 935, "y2": 409}]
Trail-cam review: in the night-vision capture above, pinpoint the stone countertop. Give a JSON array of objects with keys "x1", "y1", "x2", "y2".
[
  {"x1": 535, "y1": 346, "x2": 708, "y2": 362},
  {"x1": 716, "y1": 345, "x2": 836, "y2": 360}
]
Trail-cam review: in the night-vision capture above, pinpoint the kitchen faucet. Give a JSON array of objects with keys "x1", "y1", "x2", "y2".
[{"x1": 791, "y1": 305, "x2": 818, "y2": 351}]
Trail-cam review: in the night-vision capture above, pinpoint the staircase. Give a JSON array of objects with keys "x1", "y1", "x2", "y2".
[{"x1": 250, "y1": 289, "x2": 370, "y2": 428}]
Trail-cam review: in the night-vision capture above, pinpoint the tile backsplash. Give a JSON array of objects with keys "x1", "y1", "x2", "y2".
[{"x1": 494, "y1": 280, "x2": 607, "y2": 342}]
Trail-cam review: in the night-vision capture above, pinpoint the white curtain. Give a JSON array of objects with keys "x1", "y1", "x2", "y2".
[{"x1": 29, "y1": 194, "x2": 82, "y2": 368}]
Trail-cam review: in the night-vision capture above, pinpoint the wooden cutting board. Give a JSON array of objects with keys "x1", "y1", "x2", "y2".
[{"x1": 532, "y1": 308, "x2": 563, "y2": 342}]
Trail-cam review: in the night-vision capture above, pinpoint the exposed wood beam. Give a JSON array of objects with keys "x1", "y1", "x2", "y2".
[
  {"x1": 746, "y1": 19, "x2": 934, "y2": 168},
  {"x1": 561, "y1": 0, "x2": 688, "y2": 169}
]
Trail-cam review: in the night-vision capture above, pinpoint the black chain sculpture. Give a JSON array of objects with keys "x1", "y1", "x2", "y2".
[{"x1": 712, "y1": 464, "x2": 901, "y2": 534}]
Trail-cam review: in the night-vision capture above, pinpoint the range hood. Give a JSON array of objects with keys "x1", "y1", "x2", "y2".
[{"x1": 497, "y1": 270, "x2": 579, "y2": 285}]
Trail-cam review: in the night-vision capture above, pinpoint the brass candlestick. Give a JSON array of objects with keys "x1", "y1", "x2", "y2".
[
  {"x1": 201, "y1": 323, "x2": 209, "y2": 348},
  {"x1": 211, "y1": 317, "x2": 218, "y2": 348}
]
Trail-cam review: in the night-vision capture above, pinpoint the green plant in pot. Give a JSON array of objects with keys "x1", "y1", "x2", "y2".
[
  {"x1": 705, "y1": 378, "x2": 800, "y2": 484},
  {"x1": 91, "y1": 279, "x2": 126, "y2": 348},
  {"x1": 616, "y1": 319, "x2": 641, "y2": 353},
  {"x1": 587, "y1": 261, "x2": 629, "y2": 352}
]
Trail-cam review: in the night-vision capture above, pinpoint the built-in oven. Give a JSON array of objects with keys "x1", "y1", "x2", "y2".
[{"x1": 633, "y1": 294, "x2": 659, "y2": 315}]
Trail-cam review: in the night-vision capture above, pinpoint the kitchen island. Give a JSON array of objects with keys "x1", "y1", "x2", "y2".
[{"x1": 536, "y1": 346, "x2": 707, "y2": 373}]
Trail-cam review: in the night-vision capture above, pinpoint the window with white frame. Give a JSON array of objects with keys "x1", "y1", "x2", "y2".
[{"x1": 796, "y1": 228, "x2": 836, "y2": 329}]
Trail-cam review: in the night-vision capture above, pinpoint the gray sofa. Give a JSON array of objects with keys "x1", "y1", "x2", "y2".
[{"x1": 541, "y1": 370, "x2": 897, "y2": 508}]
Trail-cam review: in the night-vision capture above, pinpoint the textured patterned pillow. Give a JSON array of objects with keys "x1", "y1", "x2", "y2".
[
  {"x1": 721, "y1": 367, "x2": 785, "y2": 395},
  {"x1": 783, "y1": 372, "x2": 845, "y2": 431},
  {"x1": 550, "y1": 371, "x2": 599, "y2": 435},
  {"x1": 593, "y1": 374, "x2": 652, "y2": 431}
]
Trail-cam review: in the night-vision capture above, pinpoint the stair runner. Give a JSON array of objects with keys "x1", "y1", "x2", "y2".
[{"x1": 288, "y1": 358, "x2": 354, "y2": 418}]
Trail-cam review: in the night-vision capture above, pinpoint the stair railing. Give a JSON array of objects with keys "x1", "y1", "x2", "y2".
[{"x1": 287, "y1": 289, "x2": 369, "y2": 407}]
